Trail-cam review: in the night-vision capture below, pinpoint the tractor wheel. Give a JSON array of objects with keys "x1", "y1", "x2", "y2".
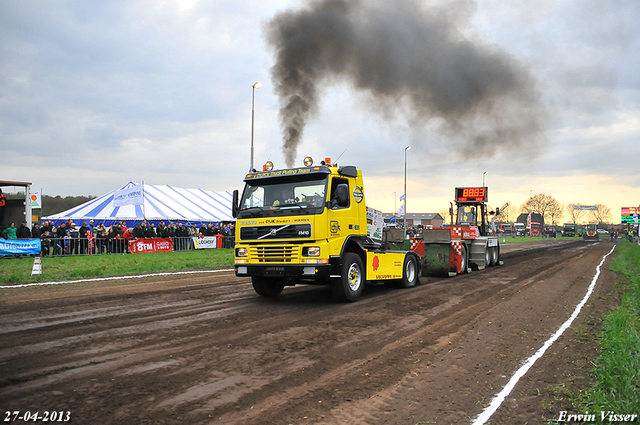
[
  {"x1": 332, "y1": 253, "x2": 365, "y2": 302},
  {"x1": 252, "y1": 276, "x2": 285, "y2": 297},
  {"x1": 398, "y1": 255, "x2": 419, "y2": 288},
  {"x1": 460, "y1": 244, "x2": 469, "y2": 274},
  {"x1": 490, "y1": 246, "x2": 500, "y2": 266},
  {"x1": 485, "y1": 246, "x2": 491, "y2": 268}
]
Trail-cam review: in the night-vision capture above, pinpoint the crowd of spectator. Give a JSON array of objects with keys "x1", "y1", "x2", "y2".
[{"x1": 0, "y1": 219, "x2": 235, "y2": 256}]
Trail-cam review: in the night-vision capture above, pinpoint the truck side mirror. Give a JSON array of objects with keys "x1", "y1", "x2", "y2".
[
  {"x1": 336, "y1": 184, "x2": 349, "y2": 207},
  {"x1": 232, "y1": 190, "x2": 239, "y2": 218}
]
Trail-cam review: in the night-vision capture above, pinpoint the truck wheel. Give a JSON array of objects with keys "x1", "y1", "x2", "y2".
[
  {"x1": 398, "y1": 255, "x2": 418, "y2": 288},
  {"x1": 252, "y1": 276, "x2": 285, "y2": 297},
  {"x1": 332, "y1": 253, "x2": 365, "y2": 302},
  {"x1": 485, "y1": 247, "x2": 491, "y2": 268}
]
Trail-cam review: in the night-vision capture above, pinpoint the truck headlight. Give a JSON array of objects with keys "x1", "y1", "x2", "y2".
[
  {"x1": 304, "y1": 246, "x2": 320, "y2": 257},
  {"x1": 236, "y1": 247, "x2": 248, "y2": 257}
]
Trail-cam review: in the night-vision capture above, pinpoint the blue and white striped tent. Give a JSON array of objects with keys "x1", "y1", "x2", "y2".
[{"x1": 44, "y1": 182, "x2": 234, "y2": 227}]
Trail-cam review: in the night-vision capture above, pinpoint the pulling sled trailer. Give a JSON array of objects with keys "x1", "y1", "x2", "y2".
[{"x1": 410, "y1": 187, "x2": 502, "y2": 277}]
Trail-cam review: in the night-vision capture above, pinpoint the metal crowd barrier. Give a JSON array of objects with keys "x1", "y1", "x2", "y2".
[{"x1": 36, "y1": 236, "x2": 235, "y2": 257}]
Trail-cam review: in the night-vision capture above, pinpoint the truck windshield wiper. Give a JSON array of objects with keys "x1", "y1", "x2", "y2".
[{"x1": 279, "y1": 203, "x2": 303, "y2": 209}]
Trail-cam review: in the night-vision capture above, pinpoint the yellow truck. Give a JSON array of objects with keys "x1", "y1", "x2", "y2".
[{"x1": 232, "y1": 156, "x2": 420, "y2": 302}]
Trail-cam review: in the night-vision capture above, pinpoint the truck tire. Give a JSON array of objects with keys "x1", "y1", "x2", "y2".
[
  {"x1": 485, "y1": 247, "x2": 491, "y2": 268},
  {"x1": 398, "y1": 255, "x2": 419, "y2": 288},
  {"x1": 252, "y1": 276, "x2": 285, "y2": 297},
  {"x1": 332, "y1": 253, "x2": 365, "y2": 302}
]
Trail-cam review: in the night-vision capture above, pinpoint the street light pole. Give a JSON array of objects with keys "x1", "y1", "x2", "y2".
[
  {"x1": 483, "y1": 171, "x2": 487, "y2": 187},
  {"x1": 404, "y1": 146, "x2": 411, "y2": 240},
  {"x1": 249, "y1": 81, "x2": 262, "y2": 172}
]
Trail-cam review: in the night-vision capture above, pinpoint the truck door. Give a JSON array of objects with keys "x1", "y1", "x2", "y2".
[{"x1": 327, "y1": 177, "x2": 359, "y2": 256}]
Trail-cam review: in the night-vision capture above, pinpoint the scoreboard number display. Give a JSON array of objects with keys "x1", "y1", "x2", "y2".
[{"x1": 455, "y1": 187, "x2": 488, "y2": 202}]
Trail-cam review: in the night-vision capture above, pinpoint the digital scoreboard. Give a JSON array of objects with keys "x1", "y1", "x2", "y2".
[
  {"x1": 455, "y1": 187, "x2": 488, "y2": 202},
  {"x1": 621, "y1": 207, "x2": 638, "y2": 224}
]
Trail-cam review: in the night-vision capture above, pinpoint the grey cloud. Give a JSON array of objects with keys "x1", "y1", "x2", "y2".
[{"x1": 266, "y1": 0, "x2": 548, "y2": 167}]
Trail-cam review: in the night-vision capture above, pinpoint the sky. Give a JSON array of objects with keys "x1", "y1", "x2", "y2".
[{"x1": 1, "y1": 0, "x2": 639, "y2": 223}]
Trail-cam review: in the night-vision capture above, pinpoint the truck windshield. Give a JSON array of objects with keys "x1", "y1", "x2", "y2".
[{"x1": 238, "y1": 175, "x2": 328, "y2": 218}]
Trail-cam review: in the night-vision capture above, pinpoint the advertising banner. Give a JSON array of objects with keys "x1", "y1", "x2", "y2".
[
  {"x1": 192, "y1": 235, "x2": 222, "y2": 249},
  {"x1": 113, "y1": 183, "x2": 144, "y2": 206},
  {"x1": 31, "y1": 190, "x2": 42, "y2": 209},
  {"x1": 0, "y1": 239, "x2": 41, "y2": 256},
  {"x1": 366, "y1": 206, "x2": 384, "y2": 240},
  {"x1": 128, "y1": 238, "x2": 173, "y2": 254}
]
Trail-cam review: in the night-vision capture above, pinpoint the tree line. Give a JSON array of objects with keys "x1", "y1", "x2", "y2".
[
  {"x1": 40, "y1": 195, "x2": 97, "y2": 217},
  {"x1": 439, "y1": 194, "x2": 614, "y2": 226}
]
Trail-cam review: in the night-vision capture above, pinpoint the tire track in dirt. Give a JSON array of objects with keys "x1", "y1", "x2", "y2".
[{"x1": 0, "y1": 241, "x2": 613, "y2": 425}]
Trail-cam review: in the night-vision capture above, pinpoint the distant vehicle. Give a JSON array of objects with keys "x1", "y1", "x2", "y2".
[
  {"x1": 563, "y1": 223, "x2": 577, "y2": 237},
  {"x1": 499, "y1": 223, "x2": 514, "y2": 234},
  {"x1": 514, "y1": 222, "x2": 526, "y2": 237},
  {"x1": 596, "y1": 229, "x2": 609, "y2": 235},
  {"x1": 583, "y1": 224, "x2": 599, "y2": 241},
  {"x1": 530, "y1": 222, "x2": 541, "y2": 236},
  {"x1": 544, "y1": 225, "x2": 557, "y2": 238}
]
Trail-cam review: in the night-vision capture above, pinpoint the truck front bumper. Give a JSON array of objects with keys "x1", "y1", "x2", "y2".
[{"x1": 235, "y1": 264, "x2": 333, "y2": 280}]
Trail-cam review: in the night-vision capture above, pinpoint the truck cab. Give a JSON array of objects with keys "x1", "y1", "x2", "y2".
[{"x1": 232, "y1": 157, "x2": 419, "y2": 301}]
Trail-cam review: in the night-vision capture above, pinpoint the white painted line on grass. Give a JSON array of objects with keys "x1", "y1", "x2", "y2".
[
  {"x1": 471, "y1": 244, "x2": 617, "y2": 425},
  {"x1": 0, "y1": 269, "x2": 235, "y2": 289}
]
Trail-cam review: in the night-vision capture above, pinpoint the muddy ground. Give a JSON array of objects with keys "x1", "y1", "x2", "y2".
[{"x1": 0, "y1": 240, "x2": 621, "y2": 424}]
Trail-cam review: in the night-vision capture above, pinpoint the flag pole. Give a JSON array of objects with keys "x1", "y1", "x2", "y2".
[{"x1": 142, "y1": 181, "x2": 146, "y2": 220}]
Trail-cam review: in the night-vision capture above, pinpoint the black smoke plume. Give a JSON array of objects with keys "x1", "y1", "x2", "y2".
[{"x1": 266, "y1": 0, "x2": 546, "y2": 167}]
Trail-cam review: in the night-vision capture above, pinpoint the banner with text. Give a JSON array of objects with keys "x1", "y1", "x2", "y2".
[
  {"x1": 113, "y1": 183, "x2": 144, "y2": 206},
  {"x1": 0, "y1": 239, "x2": 42, "y2": 256},
  {"x1": 128, "y1": 238, "x2": 173, "y2": 254},
  {"x1": 192, "y1": 235, "x2": 222, "y2": 249}
]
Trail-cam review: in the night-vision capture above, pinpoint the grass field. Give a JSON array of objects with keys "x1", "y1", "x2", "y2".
[
  {"x1": 0, "y1": 249, "x2": 234, "y2": 285},
  {"x1": 580, "y1": 240, "x2": 640, "y2": 413}
]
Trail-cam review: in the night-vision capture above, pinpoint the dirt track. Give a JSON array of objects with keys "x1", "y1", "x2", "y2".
[{"x1": 0, "y1": 240, "x2": 620, "y2": 424}]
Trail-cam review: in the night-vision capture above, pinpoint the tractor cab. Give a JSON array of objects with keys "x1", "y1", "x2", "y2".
[{"x1": 450, "y1": 187, "x2": 493, "y2": 236}]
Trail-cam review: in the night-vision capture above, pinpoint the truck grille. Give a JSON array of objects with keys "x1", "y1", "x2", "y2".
[
  {"x1": 249, "y1": 246, "x2": 299, "y2": 263},
  {"x1": 240, "y1": 224, "x2": 312, "y2": 241}
]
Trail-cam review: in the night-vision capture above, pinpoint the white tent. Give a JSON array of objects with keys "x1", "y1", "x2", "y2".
[{"x1": 44, "y1": 182, "x2": 234, "y2": 226}]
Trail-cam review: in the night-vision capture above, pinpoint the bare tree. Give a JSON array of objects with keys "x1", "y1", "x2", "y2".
[
  {"x1": 589, "y1": 204, "x2": 614, "y2": 224},
  {"x1": 519, "y1": 194, "x2": 563, "y2": 225},
  {"x1": 548, "y1": 199, "x2": 565, "y2": 225},
  {"x1": 495, "y1": 203, "x2": 517, "y2": 223},
  {"x1": 566, "y1": 203, "x2": 588, "y2": 224},
  {"x1": 438, "y1": 207, "x2": 453, "y2": 224}
]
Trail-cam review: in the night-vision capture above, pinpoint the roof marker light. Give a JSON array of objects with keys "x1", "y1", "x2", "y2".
[
  {"x1": 303, "y1": 156, "x2": 313, "y2": 167},
  {"x1": 264, "y1": 161, "x2": 274, "y2": 171}
]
